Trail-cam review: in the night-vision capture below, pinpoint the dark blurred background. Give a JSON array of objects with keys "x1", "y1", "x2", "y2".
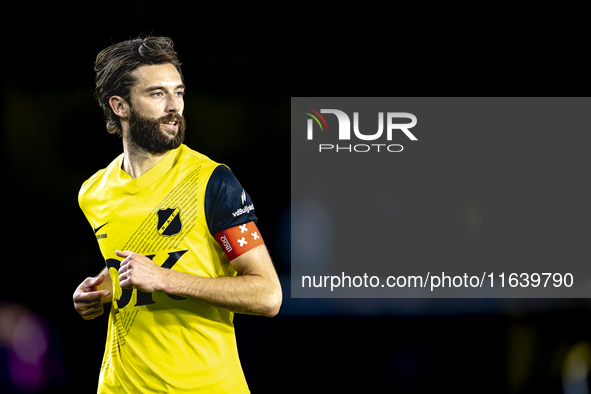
[{"x1": 2, "y1": 6, "x2": 591, "y2": 393}]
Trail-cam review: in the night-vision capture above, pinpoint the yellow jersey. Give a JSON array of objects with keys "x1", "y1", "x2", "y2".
[{"x1": 79, "y1": 144, "x2": 256, "y2": 393}]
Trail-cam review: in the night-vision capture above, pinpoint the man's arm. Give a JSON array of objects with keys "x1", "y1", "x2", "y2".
[
  {"x1": 116, "y1": 244, "x2": 282, "y2": 317},
  {"x1": 72, "y1": 267, "x2": 113, "y2": 320}
]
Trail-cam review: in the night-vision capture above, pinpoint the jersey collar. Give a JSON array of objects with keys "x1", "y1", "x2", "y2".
[{"x1": 116, "y1": 145, "x2": 182, "y2": 194}]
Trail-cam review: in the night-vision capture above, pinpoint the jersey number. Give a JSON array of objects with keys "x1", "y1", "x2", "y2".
[{"x1": 106, "y1": 250, "x2": 188, "y2": 308}]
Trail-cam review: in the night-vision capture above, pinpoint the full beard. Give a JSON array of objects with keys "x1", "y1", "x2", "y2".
[{"x1": 127, "y1": 107, "x2": 186, "y2": 154}]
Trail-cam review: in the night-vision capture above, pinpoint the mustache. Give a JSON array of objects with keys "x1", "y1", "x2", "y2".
[{"x1": 160, "y1": 113, "x2": 184, "y2": 123}]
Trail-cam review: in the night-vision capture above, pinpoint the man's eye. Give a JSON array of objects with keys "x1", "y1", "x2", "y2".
[
  {"x1": 152, "y1": 92, "x2": 163, "y2": 97},
  {"x1": 176, "y1": 91, "x2": 185, "y2": 97}
]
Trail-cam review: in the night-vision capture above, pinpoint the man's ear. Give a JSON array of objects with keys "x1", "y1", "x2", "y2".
[{"x1": 109, "y1": 95, "x2": 129, "y2": 119}]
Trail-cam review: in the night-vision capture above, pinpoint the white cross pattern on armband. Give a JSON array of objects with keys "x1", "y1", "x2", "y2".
[
  {"x1": 251, "y1": 232, "x2": 259, "y2": 240},
  {"x1": 239, "y1": 224, "x2": 248, "y2": 233},
  {"x1": 237, "y1": 237, "x2": 248, "y2": 247}
]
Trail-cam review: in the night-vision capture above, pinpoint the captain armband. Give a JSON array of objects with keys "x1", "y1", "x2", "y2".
[{"x1": 215, "y1": 221, "x2": 265, "y2": 260}]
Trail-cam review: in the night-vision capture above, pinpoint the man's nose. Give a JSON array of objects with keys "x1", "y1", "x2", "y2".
[{"x1": 165, "y1": 93, "x2": 181, "y2": 112}]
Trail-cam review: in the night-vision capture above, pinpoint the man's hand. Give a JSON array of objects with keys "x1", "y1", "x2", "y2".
[
  {"x1": 116, "y1": 250, "x2": 164, "y2": 292},
  {"x1": 73, "y1": 275, "x2": 111, "y2": 320}
]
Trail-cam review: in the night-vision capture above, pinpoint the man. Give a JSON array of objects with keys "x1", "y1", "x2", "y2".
[{"x1": 72, "y1": 36, "x2": 282, "y2": 393}]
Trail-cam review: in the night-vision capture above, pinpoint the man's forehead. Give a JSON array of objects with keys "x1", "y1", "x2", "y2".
[{"x1": 131, "y1": 64, "x2": 183, "y2": 89}]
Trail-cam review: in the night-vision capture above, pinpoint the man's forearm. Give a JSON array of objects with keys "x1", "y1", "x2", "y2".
[
  {"x1": 158, "y1": 270, "x2": 281, "y2": 317},
  {"x1": 116, "y1": 246, "x2": 282, "y2": 317}
]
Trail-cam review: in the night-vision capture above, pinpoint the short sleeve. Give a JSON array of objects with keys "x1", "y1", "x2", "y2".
[{"x1": 204, "y1": 165, "x2": 258, "y2": 237}]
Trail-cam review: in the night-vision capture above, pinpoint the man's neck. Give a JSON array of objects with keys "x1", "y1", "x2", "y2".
[{"x1": 121, "y1": 139, "x2": 170, "y2": 179}]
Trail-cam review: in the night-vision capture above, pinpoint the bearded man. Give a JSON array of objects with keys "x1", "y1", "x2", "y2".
[{"x1": 72, "y1": 36, "x2": 281, "y2": 393}]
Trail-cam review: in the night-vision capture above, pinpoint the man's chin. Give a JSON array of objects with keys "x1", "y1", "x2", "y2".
[
  {"x1": 161, "y1": 124, "x2": 179, "y2": 136},
  {"x1": 127, "y1": 108, "x2": 186, "y2": 153},
  {"x1": 160, "y1": 129, "x2": 178, "y2": 139}
]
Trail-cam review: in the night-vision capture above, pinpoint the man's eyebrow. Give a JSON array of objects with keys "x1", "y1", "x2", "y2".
[{"x1": 144, "y1": 84, "x2": 186, "y2": 93}]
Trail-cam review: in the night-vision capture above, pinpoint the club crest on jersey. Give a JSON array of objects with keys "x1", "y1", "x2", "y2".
[{"x1": 156, "y1": 207, "x2": 182, "y2": 237}]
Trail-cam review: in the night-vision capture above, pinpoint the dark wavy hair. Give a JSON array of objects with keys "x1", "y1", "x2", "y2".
[{"x1": 94, "y1": 36, "x2": 184, "y2": 136}]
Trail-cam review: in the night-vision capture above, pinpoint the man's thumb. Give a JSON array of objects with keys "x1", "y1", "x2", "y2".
[{"x1": 93, "y1": 274, "x2": 104, "y2": 285}]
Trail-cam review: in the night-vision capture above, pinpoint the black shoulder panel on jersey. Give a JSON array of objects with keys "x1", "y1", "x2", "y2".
[{"x1": 205, "y1": 165, "x2": 258, "y2": 236}]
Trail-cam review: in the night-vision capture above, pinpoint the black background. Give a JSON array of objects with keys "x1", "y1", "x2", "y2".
[{"x1": 2, "y1": 6, "x2": 591, "y2": 393}]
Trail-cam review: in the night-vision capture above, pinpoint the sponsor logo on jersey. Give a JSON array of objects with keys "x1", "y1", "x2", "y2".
[
  {"x1": 94, "y1": 222, "x2": 108, "y2": 240},
  {"x1": 232, "y1": 189, "x2": 254, "y2": 217},
  {"x1": 94, "y1": 222, "x2": 108, "y2": 233},
  {"x1": 157, "y1": 208, "x2": 182, "y2": 236},
  {"x1": 232, "y1": 204, "x2": 254, "y2": 218}
]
